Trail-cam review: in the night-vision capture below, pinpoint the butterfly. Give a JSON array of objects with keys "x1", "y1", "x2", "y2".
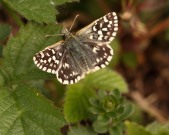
[{"x1": 33, "y1": 12, "x2": 118, "y2": 84}]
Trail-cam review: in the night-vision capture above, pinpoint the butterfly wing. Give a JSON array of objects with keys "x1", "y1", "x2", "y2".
[
  {"x1": 33, "y1": 41, "x2": 66, "y2": 74},
  {"x1": 76, "y1": 12, "x2": 118, "y2": 71},
  {"x1": 76, "y1": 12, "x2": 118, "y2": 43},
  {"x1": 56, "y1": 50, "x2": 84, "y2": 84},
  {"x1": 33, "y1": 40, "x2": 85, "y2": 84},
  {"x1": 81, "y1": 41, "x2": 113, "y2": 71},
  {"x1": 33, "y1": 12, "x2": 118, "y2": 84}
]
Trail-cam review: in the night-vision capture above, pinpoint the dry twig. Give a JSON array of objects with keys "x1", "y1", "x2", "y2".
[{"x1": 131, "y1": 91, "x2": 168, "y2": 123}]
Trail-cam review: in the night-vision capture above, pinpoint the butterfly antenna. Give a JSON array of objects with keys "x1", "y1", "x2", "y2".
[
  {"x1": 45, "y1": 34, "x2": 64, "y2": 37},
  {"x1": 69, "y1": 14, "x2": 79, "y2": 32}
]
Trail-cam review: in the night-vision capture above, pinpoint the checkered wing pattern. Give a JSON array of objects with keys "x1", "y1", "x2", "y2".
[
  {"x1": 76, "y1": 12, "x2": 118, "y2": 43},
  {"x1": 33, "y1": 41, "x2": 64, "y2": 74},
  {"x1": 82, "y1": 41, "x2": 113, "y2": 71},
  {"x1": 33, "y1": 12, "x2": 118, "y2": 84},
  {"x1": 56, "y1": 51, "x2": 84, "y2": 84},
  {"x1": 77, "y1": 12, "x2": 118, "y2": 71}
]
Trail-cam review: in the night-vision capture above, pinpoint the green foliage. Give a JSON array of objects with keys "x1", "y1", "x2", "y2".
[
  {"x1": 89, "y1": 90, "x2": 133, "y2": 135},
  {"x1": 64, "y1": 69, "x2": 128, "y2": 123},
  {"x1": 125, "y1": 121, "x2": 152, "y2": 135},
  {"x1": 0, "y1": 24, "x2": 11, "y2": 41},
  {"x1": 125, "y1": 121, "x2": 169, "y2": 135},
  {"x1": 68, "y1": 126, "x2": 96, "y2": 135},
  {"x1": 64, "y1": 84, "x2": 94, "y2": 123},
  {"x1": 3, "y1": 22, "x2": 62, "y2": 84},
  {"x1": 0, "y1": 85, "x2": 65, "y2": 135},
  {"x1": 146, "y1": 122, "x2": 169, "y2": 135},
  {"x1": 3, "y1": 0, "x2": 79, "y2": 24},
  {"x1": 85, "y1": 68, "x2": 128, "y2": 93}
]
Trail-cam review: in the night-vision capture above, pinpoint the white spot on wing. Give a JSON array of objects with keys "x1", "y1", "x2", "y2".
[
  {"x1": 48, "y1": 58, "x2": 51, "y2": 63},
  {"x1": 101, "y1": 64, "x2": 106, "y2": 68},
  {"x1": 64, "y1": 80, "x2": 69, "y2": 84},
  {"x1": 56, "y1": 60, "x2": 59, "y2": 64},
  {"x1": 34, "y1": 60, "x2": 38, "y2": 64},
  {"x1": 47, "y1": 69, "x2": 51, "y2": 72},
  {"x1": 77, "y1": 76, "x2": 81, "y2": 81},
  {"x1": 96, "y1": 58, "x2": 100, "y2": 62},
  {"x1": 94, "y1": 66, "x2": 100, "y2": 71},
  {"x1": 37, "y1": 63, "x2": 40, "y2": 67},
  {"x1": 113, "y1": 12, "x2": 116, "y2": 16},
  {"x1": 98, "y1": 30, "x2": 102, "y2": 35},
  {"x1": 102, "y1": 28, "x2": 108, "y2": 31},
  {"x1": 52, "y1": 70, "x2": 55, "y2": 74},
  {"x1": 89, "y1": 35, "x2": 93, "y2": 39},
  {"x1": 112, "y1": 32, "x2": 116, "y2": 36},
  {"x1": 105, "y1": 61, "x2": 109, "y2": 65},
  {"x1": 70, "y1": 80, "x2": 73, "y2": 84},
  {"x1": 93, "y1": 47, "x2": 98, "y2": 53},
  {"x1": 114, "y1": 27, "x2": 118, "y2": 31},
  {"x1": 114, "y1": 16, "x2": 118, "y2": 20},
  {"x1": 109, "y1": 21, "x2": 113, "y2": 24},
  {"x1": 107, "y1": 56, "x2": 112, "y2": 61},
  {"x1": 93, "y1": 26, "x2": 97, "y2": 31},
  {"x1": 114, "y1": 23, "x2": 118, "y2": 27},
  {"x1": 98, "y1": 35, "x2": 103, "y2": 40},
  {"x1": 114, "y1": 20, "x2": 118, "y2": 23},
  {"x1": 43, "y1": 67, "x2": 47, "y2": 71},
  {"x1": 103, "y1": 16, "x2": 108, "y2": 22}
]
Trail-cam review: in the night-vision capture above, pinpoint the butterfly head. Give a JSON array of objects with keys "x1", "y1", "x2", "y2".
[{"x1": 62, "y1": 28, "x2": 71, "y2": 40}]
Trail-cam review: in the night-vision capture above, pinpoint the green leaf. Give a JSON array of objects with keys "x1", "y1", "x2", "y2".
[
  {"x1": 3, "y1": 0, "x2": 79, "y2": 23},
  {"x1": 109, "y1": 39, "x2": 121, "y2": 67},
  {"x1": 64, "y1": 83, "x2": 94, "y2": 123},
  {"x1": 0, "y1": 70, "x2": 5, "y2": 86},
  {"x1": 146, "y1": 122, "x2": 169, "y2": 135},
  {"x1": 3, "y1": 22, "x2": 62, "y2": 84},
  {"x1": 85, "y1": 68, "x2": 128, "y2": 93},
  {"x1": 0, "y1": 24, "x2": 11, "y2": 41},
  {"x1": 68, "y1": 126, "x2": 96, "y2": 135},
  {"x1": 118, "y1": 102, "x2": 133, "y2": 121},
  {"x1": 109, "y1": 126, "x2": 122, "y2": 135},
  {"x1": 53, "y1": 0, "x2": 79, "y2": 5},
  {"x1": 0, "y1": 85, "x2": 65, "y2": 135},
  {"x1": 93, "y1": 120, "x2": 108, "y2": 133},
  {"x1": 125, "y1": 121, "x2": 152, "y2": 135}
]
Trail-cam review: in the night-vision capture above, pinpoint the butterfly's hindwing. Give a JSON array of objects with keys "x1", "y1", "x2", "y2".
[
  {"x1": 56, "y1": 50, "x2": 84, "y2": 84},
  {"x1": 82, "y1": 41, "x2": 113, "y2": 71}
]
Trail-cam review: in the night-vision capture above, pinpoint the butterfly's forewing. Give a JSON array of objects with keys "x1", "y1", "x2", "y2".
[
  {"x1": 33, "y1": 41, "x2": 64, "y2": 74},
  {"x1": 76, "y1": 12, "x2": 118, "y2": 71},
  {"x1": 76, "y1": 12, "x2": 118, "y2": 43}
]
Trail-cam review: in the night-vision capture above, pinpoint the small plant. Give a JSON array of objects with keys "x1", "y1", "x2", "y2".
[{"x1": 89, "y1": 89, "x2": 133, "y2": 135}]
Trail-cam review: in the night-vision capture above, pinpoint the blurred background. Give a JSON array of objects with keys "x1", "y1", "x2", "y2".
[{"x1": 0, "y1": 0, "x2": 169, "y2": 125}]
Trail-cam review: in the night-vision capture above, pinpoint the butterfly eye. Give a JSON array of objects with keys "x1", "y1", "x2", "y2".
[{"x1": 62, "y1": 34, "x2": 66, "y2": 40}]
